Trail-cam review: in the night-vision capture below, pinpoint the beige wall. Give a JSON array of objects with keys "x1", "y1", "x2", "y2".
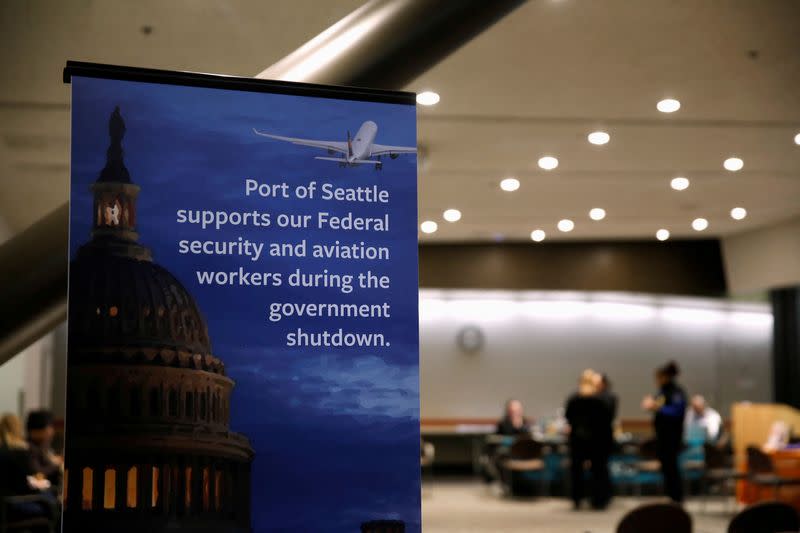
[
  {"x1": 420, "y1": 290, "x2": 772, "y2": 421},
  {"x1": 722, "y1": 216, "x2": 800, "y2": 294}
]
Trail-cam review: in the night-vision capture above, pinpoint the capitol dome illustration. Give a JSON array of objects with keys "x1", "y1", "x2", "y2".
[{"x1": 64, "y1": 107, "x2": 253, "y2": 533}]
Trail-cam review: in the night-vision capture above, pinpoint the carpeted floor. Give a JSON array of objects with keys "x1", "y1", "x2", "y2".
[{"x1": 422, "y1": 480, "x2": 733, "y2": 533}]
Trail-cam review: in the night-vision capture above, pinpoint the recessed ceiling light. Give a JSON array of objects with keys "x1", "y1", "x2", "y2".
[
  {"x1": 656, "y1": 229, "x2": 670, "y2": 241},
  {"x1": 670, "y1": 177, "x2": 690, "y2": 191},
  {"x1": 692, "y1": 218, "x2": 709, "y2": 231},
  {"x1": 724, "y1": 157, "x2": 744, "y2": 171},
  {"x1": 794, "y1": 133, "x2": 800, "y2": 145},
  {"x1": 500, "y1": 177, "x2": 520, "y2": 192},
  {"x1": 557, "y1": 219, "x2": 574, "y2": 232},
  {"x1": 589, "y1": 208, "x2": 606, "y2": 221},
  {"x1": 530, "y1": 229, "x2": 546, "y2": 242},
  {"x1": 588, "y1": 131, "x2": 610, "y2": 145},
  {"x1": 538, "y1": 156, "x2": 559, "y2": 170},
  {"x1": 657, "y1": 98, "x2": 681, "y2": 113},
  {"x1": 416, "y1": 91, "x2": 440, "y2": 106},
  {"x1": 730, "y1": 207, "x2": 747, "y2": 220},
  {"x1": 443, "y1": 208, "x2": 461, "y2": 222},
  {"x1": 420, "y1": 220, "x2": 438, "y2": 233}
]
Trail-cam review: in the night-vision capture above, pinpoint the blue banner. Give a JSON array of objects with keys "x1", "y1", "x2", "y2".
[{"x1": 65, "y1": 70, "x2": 419, "y2": 533}]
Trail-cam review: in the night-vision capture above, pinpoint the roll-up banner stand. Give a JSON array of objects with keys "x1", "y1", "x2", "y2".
[{"x1": 62, "y1": 62, "x2": 420, "y2": 533}]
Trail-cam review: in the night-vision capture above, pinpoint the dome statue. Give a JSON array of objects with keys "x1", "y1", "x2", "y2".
[{"x1": 64, "y1": 107, "x2": 253, "y2": 533}]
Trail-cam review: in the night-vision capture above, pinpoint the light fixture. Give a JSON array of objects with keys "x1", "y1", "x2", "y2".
[
  {"x1": 657, "y1": 98, "x2": 681, "y2": 113},
  {"x1": 588, "y1": 131, "x2": 610, "y2": 145},
  {"x1": 724, "y1": 157, "x2": 744, "y2": 171},
  {"x1": 730, "y1": 207, "x2": 747, "y2": 220},
  {"x1": 500, "y1": 177, "x2": 520, "y2": 192},
  {"x1": 589, "y1": 208, "x2": 606, "y2": 221},
  {"x1": 557, "y1": 219, "x2": 574, "y2": 232},
  {"x1": 670, "y1": 177, "x2": 690, "y2": 191},
  {"x1": 795, "y1": 133, "x2": 800, "y2": 145},
  {"x1": 530, "y1": 229, "x2": 546, "y2": 242},
  {"x1": 420, "y1": 220, "x2": 438, "y2": 233},
  {"x1": 538, "y1": 156, "x2": 559, "y2": 170},
  {"x1": 416, "y1": 91, "x2": 440, "y2": 106},
  {"x1": 692, "y1": 218, "x2": 709, "y2": 231},
  {"x1": 656, "y1": 229, "x2": 670, "y2": 241},
  {"x1": 443, "y1": 208, "x2": 461, "y2": 222}
]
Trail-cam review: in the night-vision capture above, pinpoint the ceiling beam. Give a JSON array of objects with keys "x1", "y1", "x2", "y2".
[
  {"x1": 0, "y1": 204, "x2": 69, "y2": 364},
  {"x1": 258, "y1": 0, "x2": 525, "y2": 88},
  {"x1": 0, "y1": 0, "x2": 526, "y2": 367}
]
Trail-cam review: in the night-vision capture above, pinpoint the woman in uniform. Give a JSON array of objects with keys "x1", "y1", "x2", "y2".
[{"x1": 641, "y1": 361, "x2": 688, "y2": 503}]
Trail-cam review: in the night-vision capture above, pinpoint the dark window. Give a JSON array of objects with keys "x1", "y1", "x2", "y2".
[
  {"x1": 108, "y1": 384, "x2": 121, "y2": 417},
  {"x1": 185, "y1": 392, "x2": 194, "y2": 418},
  {"x1": 149, "y1": 387, "x2": 160, "y2": 417},
  {"x1": 130, "y1": 388, "x2": 141, "y2": 417},
  {"x1": 169, "y1": 389, "x2": 178, "y2": 417}
]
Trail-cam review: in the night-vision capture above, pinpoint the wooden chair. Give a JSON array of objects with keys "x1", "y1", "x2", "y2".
[
  {"x1": 747, "y1": 446, "x2": 800, "y2": 499},
  {"x1": 616, "y1": 502, "x2": 692, "y2": 533},
  {"x1": 501, "y1": 438, "x2": 547, "y2": 497},
  {"x1": 727, "y1": 501, "x2": 800, "y2": 533}
]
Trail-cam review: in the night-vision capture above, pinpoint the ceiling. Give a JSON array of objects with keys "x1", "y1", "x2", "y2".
[{"x1": 1, "y1": 0, "x2": 799, "y2": 243}]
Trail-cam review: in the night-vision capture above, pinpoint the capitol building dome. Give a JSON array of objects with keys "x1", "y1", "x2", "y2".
[{"x1": 64, "y1": 107, "x2": 253, "y2": 533}]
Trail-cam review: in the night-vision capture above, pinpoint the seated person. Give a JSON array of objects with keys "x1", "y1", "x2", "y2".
[
  {"x1": 496, "y1": 399, "x2": 531, "y2": 436},
  {"x1": 684, "y1": 395, "x2": 722, "y2": 443},
  {"x1": 25, "y1": 410, "x2": 62, "y2": 486},
  {"x1": 1, "y1": 413, "x2": 27, "y2": 452},
  {"x1": 0, "y1": 413, "x2": 55, "y2": 526}
]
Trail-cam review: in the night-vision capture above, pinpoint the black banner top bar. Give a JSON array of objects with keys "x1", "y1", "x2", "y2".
[{"x1": 63, "y1": 61, "x2": 417, "y2": 106}]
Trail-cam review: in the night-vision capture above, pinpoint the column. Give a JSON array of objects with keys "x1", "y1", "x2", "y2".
[{"x1": 771, "y1": 286, "x2": 800, "y2": 409}]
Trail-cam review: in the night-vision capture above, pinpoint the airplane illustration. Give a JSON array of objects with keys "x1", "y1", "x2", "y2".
[{"x1": 252, "y1": 120, "x2": 416, "y2": 170}]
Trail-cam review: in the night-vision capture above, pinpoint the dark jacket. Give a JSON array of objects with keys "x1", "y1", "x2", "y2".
[
  {"x1": 0, "y1": 446, "x2": 36, "y2": 496},
  {"x1": 565, "y1": 394, "x2": 613, "y2": 449},
  {"x1": 598, "y1": 390, "x2": 618, "y2": 421},
  {"x1": 27, "y1": 442, "x2": 61, "y2": 486},
  {"x1": 496, "y1": 417, "x2": 530, "y2": 436},
  {"x1": 653, "y1": 381, "x2": 687, "y2": 445}
]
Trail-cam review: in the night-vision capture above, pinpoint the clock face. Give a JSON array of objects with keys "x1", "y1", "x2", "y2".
[{"x1": 457, "y1": 325, "x2": 485, "y2": 354}]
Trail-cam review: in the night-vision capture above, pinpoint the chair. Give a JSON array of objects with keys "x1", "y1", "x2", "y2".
[
  {"x1": 632, "y1": 438, "x2": 662, "y2": 496},
  {"x1": 501, "y1": 438, "x2": 547, "y2": 497},
  {"x1": 701, "y1": 442, "x2": 747, "y2": 510},
  {"x1": 747, "y1": 446, "x2": 800, "y2": 499},
  {"x1": 727, "y1": 501, "x2": 800, "y2": 533},
  {"x1": 0, "y1": 494, "x2": 57, "y2": 533},
  {"x1": 616, "y1": 502, "x2": 692, "y2": 533}
]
